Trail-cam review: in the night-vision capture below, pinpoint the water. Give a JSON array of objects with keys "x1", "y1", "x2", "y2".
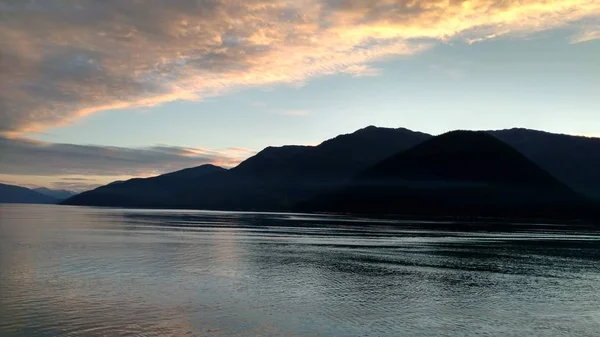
[{"x1": 1, "y1": 204, "x2": 600, "y2": 336}]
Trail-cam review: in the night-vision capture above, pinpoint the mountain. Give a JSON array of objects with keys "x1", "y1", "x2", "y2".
[
  {"x1": 300, "y1": 131, "x2": 594, "y2": 219},
  {"x1": 232, "y1": 126, "x2": 431, "y2": 179},
  {"x1": 63, "y1": 126, "x2": 432, "y2": 210},
  {"x1": 0, "y1": 183, "x2": 59, "y2": 204},
  {"x1": 33, "y1": 187, "x2": 76, "y2": 201},
  {"x1": 61, "y1": 126, "x2": 600, "y2": 216},
  {"x1": 489, "y1": 128, "x2": 600, "y2": 200},
  {"x1": 63, "y1": 164, "x2": 227, "y2": 207},
  {"x1": 193, "y1": 126, "x2": 432, "y2": 210}
]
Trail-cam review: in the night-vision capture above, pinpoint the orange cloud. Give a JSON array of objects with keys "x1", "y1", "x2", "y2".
[
  {"x1": 1, "y1": 0, "x2": 599, "y2": 134},
  {"x1": 341, "y1": 65, "x2": 382, "y2": 77},
  {"x1": 570, "y1": 25, "x2": 600, "y2": 43}
]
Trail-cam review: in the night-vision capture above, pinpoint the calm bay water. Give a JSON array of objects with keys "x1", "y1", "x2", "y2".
[{"x1": 1, "y1": 204, "x2": 600, "y2": 336}]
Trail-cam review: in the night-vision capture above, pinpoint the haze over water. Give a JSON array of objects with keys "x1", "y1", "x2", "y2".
[{"x1": 2, "y1": 204, "x2": 600, "y2": 336}]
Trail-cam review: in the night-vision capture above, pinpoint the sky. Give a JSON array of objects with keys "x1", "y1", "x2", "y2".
[{"x1": 0, "y1": 0, "x2": 599, "y2": 191}]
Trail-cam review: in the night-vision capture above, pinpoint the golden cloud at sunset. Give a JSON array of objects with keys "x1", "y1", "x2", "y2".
[{"x1": 1, "y1": 0, "x2": 599, "y2": 134}]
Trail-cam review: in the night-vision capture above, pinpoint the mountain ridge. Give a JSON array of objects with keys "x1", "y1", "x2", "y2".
[
  {"x1": 61, "y1": 126, "x2": 600, "y2": 218},
  {"x1": 300, "y1": 131, "x2": 592, "y2": 219},
  {"x1": 489, "y1": 128, "x2": 600, "y2": 199},
  {"x1": 0, "y1": 183, "x2": 60, "y2": 204},
  {"x1": 62, "y1": 127, "x2": 431, "y2": 209},
  {"x1": 64, "y1": 164, "x2": 226, "y2": 207}
]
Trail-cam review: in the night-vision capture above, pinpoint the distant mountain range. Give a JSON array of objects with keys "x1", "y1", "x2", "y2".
[
  {"x1": 33, "y1": 187, "x2": 77, "y2": 201},
  {"x1": 59, "y1": 126, "x2": 600, "y2": 220},
  {"x1": 0, "y1": 183, "x2": 63, "y2": 204}
]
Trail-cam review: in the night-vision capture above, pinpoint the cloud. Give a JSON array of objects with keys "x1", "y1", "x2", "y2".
[
  {"x1": 0, "y1": 174, "x2": 139, "y2": 192},
  {"x1": 341, "y1": 65, "x2": 382, "y2": 77},
  {"x1": 52, "y1": 177, "x2": 106, "y2": 192},
  {"x1": 570, "y1": 26, "x2": 600, "y2": 43},
  {"x1": 1, "y1": 0, "x2": 599, "y2": 134},
  {"x1": 0, "y1": 136, "x2": 254, "y2": 178}
]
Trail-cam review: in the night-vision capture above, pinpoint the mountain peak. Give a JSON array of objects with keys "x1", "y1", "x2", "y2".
[
  {"x1": 356, "y1": 125, "x2": 379, "y2": 132},
  {"x1": 233, "y1": 145, "x2": 311, "y2": 174},
  {"x1": 353, "y1": 125, "x2": 420, "y2": 135},
  {"x1": 361, "y1": 130, "x2": 563, "y2": 186},
  {"x1": 158, "y1": 164, "x2": 226, "y2": 178}
]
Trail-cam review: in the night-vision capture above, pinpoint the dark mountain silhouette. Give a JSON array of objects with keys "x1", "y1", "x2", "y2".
[
  {"x1": 61, "y1": 126, "x2": 600, "y2": 219},
  {"x1": 63, "y1": 164, "x2": 226, "y2": 207},
  {"x1": 300, "y1": 131, "x2": 595, "y2": 220},
  {"x1": 489, "y1": 128, "x2": 600, "y2": 200},
  {"x1": 33, "y1": 187, "x2": 76, "y2": 201},
  {"x1": 63, "y1": 126, "x2": 431, "y2": 209},
  {"x1": 0, "y1": 183, "x2": 59, "y2": 204},
  {"x1": 232, "y1": 126, "x2": 431, "y2": 180}
]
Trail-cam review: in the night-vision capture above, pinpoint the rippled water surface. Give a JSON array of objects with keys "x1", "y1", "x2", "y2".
[{"x1": 2, "y1": 204, "x2": 600, "y2": 336}]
